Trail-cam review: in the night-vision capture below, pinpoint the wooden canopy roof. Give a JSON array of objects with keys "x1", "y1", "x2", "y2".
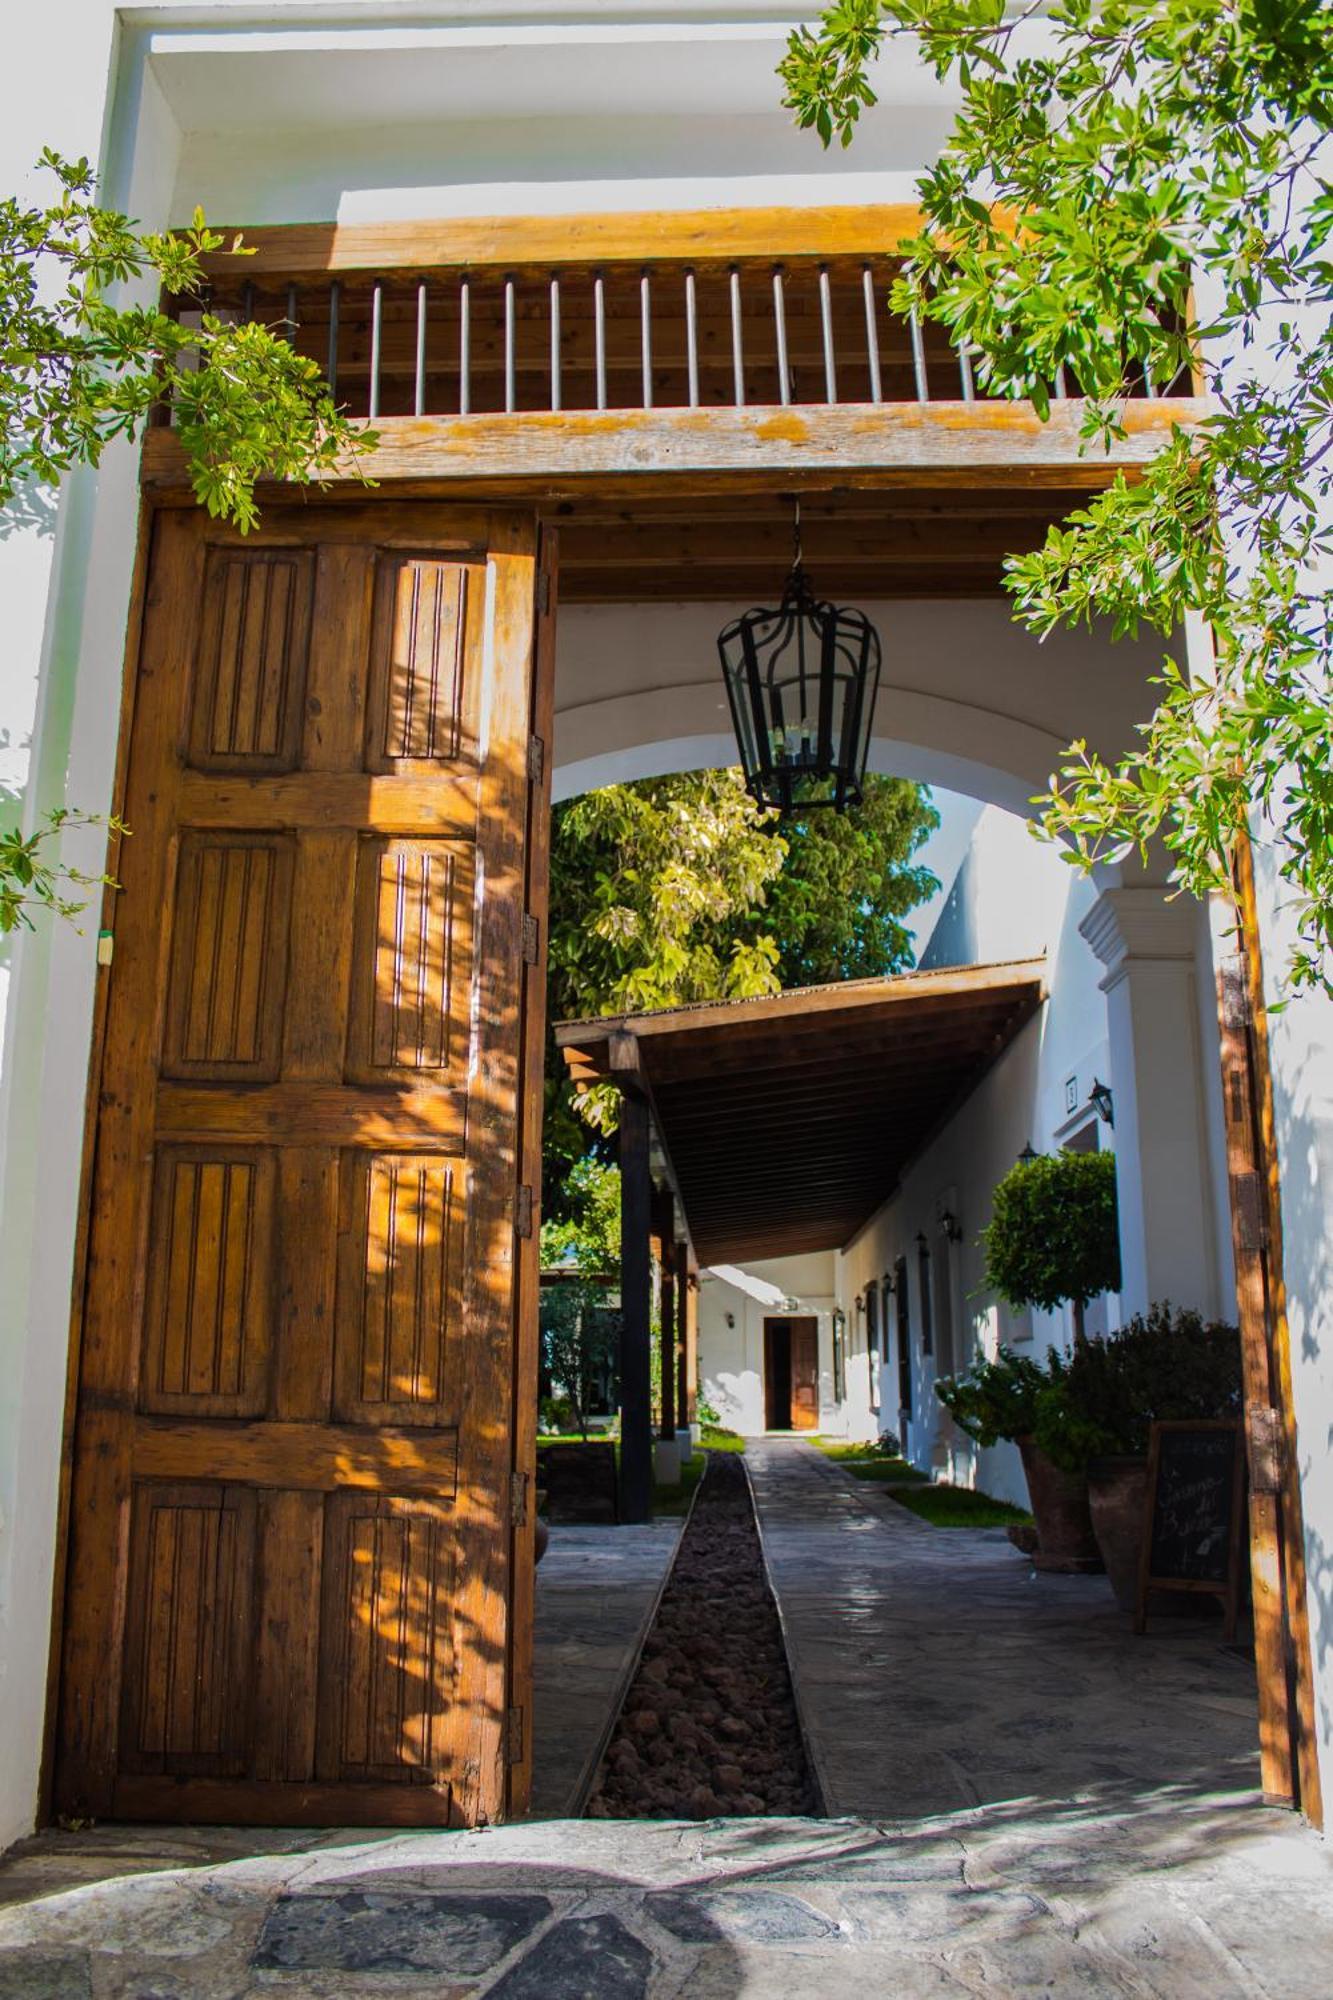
[{"x1": 557, "y1": 960, "x2": 1046, "y2": 1266}]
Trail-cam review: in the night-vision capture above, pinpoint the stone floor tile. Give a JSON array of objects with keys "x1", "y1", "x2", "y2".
[
  {"x1": 838, "y1": 1883, "x2": 1053, "y2": 1949},
  {"x1": 745, "y1": 1439, "x2": 1263, "y2": 1825},
  {"x1": 1185, "y1": 1887, "x2": 1333, "y2": 2000},
  {"x1": 531, "y1": 1523, "x2": 682, "y2": 1818},
  {"x1": 645, "y1": 1887, "x2": 843, "y2": 1945},
  {"x1": 483, "y1": 1912, "x2": 654, "y2": 1999},
  {"x1": 0, "y1": 1951, "x2": 92, "y2": 1999},
  {"x1": 670, "y1": 1942, "x2": 976, "y2": 1998},
  {"x1": 252, "y1": 1890, "x2": 551, "y2": 1976}
]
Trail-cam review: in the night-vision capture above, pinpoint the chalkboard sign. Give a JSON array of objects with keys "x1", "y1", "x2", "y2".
[{"x1": 1135, "y1": 1420, "x2": 1245, "y2": 1638}]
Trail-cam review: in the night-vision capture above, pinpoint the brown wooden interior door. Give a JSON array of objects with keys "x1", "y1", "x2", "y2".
[
  {"x1": 790, "y1": 1318, "x2": 820, "y2": 1430},
  {"x1": 55, "y1": 502, "x2": 553, "y2": 1828}
]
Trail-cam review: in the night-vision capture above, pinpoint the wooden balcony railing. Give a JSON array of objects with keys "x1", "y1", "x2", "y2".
[
  {"x1": 171, "y1": 212, "x2": 1192, "y2": 427},
  {"x1": 143, "y1": 207, "x2": 1200, "y2": 497}
]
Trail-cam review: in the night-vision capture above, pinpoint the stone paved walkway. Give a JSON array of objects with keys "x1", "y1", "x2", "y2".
[
  {"x1": 531, "y1": 1521, "x2": 682, "y2": 1817},
  {"x1": 745, "y1": 1437, "x2": 1264, "y2": 1820},
  {"x1": 3, "y1": 1441, "x2": 1332, "y2": 1996}
]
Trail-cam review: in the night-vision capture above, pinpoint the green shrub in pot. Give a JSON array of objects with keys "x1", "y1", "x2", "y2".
[
  {"x1": 1033, "y1": 1305, "x2": 1244, "y2": 1474},
  {"x1": 935, "y1": 1349, "x2": 1101, "y2": 1569},
  {"x1": 1033, "y1": 1305, "x2": 1244, "y2": 1606},
  {"x1": 934, "y1": 1348, "x2": 1049, "y2": 1447}
]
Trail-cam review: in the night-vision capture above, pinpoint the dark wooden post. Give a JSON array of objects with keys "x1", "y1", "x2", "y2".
[
  {"x1": 618, "y1": 1089, "x2": 654, "y2": 1523},
  {"x1": 658, "y1": 1208, "x2": 677, "y2": 1442},
  {"x1": 675, "y1": 1244, "x2": 688, "y2": 1431},
  {"x1": 684, "y1": 1265, "x2": 699, "y2": 1423}
]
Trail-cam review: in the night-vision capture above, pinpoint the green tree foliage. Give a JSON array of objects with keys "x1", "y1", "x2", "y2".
[
  {"x1": 733, "y1": 774, "x2": 940, "y2": 987},
  {"x1": 539, "y1": 1159, "x2": 623, "y2": 1437},
  {"x1": 541, "y1": 1157, "x2": 622, "y2": 1273},
  {"x1": 0, "y1": 808, "x2": 126, "y2": 935},
  {"x1": 538, "y1": 1282, "x2": 621, "y2": 1439},
  {"x1": 543, "y1": 769, "x2": 937, "y2": 1195},
  {"x1": 781, "y1": 0, "x2": 1333, "y2": 994},
  {"x1": 2, "y1": 151, "x2": 372, "y2": 526},
  {"x1": 981, "y1": 1149, "x2": 1121, "y2": 1341}
]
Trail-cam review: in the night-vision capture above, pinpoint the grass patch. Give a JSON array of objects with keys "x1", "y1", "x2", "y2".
[
  {"x1": 654, "y1": 1451, "x2": 706, "y2": 1516},
  {"x1": 843, "y1": 1457, "x2": 928, "y2": 1484},
  {"x1": 812, "y1": 1437, "x2": 898, "y2": 1463},
  {"x1": 887, "y1": 1483, "x2": 1033, "y2": 1529},
  {"x1": 700, "y1": 1424, "x2": 746, "y2": 1453}
]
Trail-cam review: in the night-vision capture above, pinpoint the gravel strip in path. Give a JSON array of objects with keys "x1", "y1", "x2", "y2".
[{"x1": 586, "y1": 1451, "x2": 819, "y2": 1820}]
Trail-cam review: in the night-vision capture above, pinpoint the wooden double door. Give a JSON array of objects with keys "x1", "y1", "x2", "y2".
[{"x1": 54, "y1": 502, "x2": 554, "y2": 1827}]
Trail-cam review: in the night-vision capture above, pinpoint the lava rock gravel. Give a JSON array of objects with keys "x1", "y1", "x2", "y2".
[{"x1": 586, "y1": 1452, "x2": 819, "y2": 1820}]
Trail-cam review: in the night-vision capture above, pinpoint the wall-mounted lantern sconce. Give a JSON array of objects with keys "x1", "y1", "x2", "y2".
[
  {"x1": 1087, "y1": 1078, "x2": 1115, "y2": 1128},
  {"x1": 1017, "y1": 1141, "x2": 1040, "y2": 1165},
  {"x1": 882, "y1": 1270, "x2": 895, "y2": 1295},
  {"x1": 939, "y1": 1209, "x2": 963, "y2": 1244},
  {"x1": 724, "y1": 1311, "x2": 736, "y2": 1330},
  {"x1": 915, "y1": 1230, "x2": 930, "y2": 1257}
]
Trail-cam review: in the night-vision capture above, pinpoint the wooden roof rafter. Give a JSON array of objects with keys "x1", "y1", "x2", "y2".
[{"x1": 558, "y1": 959, "x2": 1047, "y2": 1267}]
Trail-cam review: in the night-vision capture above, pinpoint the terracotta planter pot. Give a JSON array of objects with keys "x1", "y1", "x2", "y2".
[
  {"x1": 1017, "y1": 1436, "x2": 1103, "y2": 1573},
  {"x1": 1087, "y1": 1455, "x2": 1149, "y2": 1611}
]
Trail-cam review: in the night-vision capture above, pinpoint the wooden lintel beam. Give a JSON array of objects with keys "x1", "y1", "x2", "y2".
[
  {"x1": 198, "y1": 204, "x2": 940, "y2": 279},
  {"x1": 142, "y1": 409, "x2": 1197, "y2": 499}
]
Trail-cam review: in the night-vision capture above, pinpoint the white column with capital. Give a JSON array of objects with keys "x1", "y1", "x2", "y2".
[{"x1": 1079, "y1": 887, "x2": 1223, "y2": 1319}]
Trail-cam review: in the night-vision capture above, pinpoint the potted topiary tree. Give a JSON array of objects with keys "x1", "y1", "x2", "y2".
[
  {"x1": 1032, "y1": 1306, "x2": 1244, "y2": 1608},
  {"x1": 956, "y1": 1149, "x2": 1122, "y2": 1568},
  {"x1": 982, "y1": 1149, "x2": 1121, "y2": 1350},
  {"x1": 936, "y1": 1348, "x2": 1102, "y2": 1570}
]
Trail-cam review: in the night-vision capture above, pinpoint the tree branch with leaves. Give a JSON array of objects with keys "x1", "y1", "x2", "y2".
[
  {"x1": 782, "y1": 0, "x2": 1333, "y2": 993},
  {"x1": 2, "y1": 150, "x2": 377, "y2": 933}
]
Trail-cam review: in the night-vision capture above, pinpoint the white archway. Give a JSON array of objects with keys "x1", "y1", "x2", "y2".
[
  {"x1": 551, "y1": 593, "x2": 1233, "y2": 1326},
  {"x1": 552, "y1": 596, "x2": 1171, "y2": 815}
]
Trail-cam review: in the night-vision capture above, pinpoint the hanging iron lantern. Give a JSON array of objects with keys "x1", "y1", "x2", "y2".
[{"x1": 718, "y1": 502, "x2": 881, "y2": 813}]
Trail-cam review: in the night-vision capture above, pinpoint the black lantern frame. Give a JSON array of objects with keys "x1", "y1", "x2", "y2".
[{"x1": 718, "y1": 559, "x2": 882, "y2": 813}]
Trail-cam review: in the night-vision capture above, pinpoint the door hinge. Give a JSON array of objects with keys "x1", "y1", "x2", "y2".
[
  {"x1": 515, "y1": 1184, "x2": 534, "y2": 1239},
  {"x1": 521, "y1": 912, "x2": 540, "y2": 965},
  {"x1": 510, "y1": 1469, "x2": 529, "y2": 1528},
  {"x1": 504, "y1": 1706, "x2": 525, "y2": 1765},
  {"x1": 1220, "y1": 962, "x2": 1252, "y2": 1032},
  {"x1": 536, "y1": 571, "x2": 552, "y2": 616},
  {"x1": 1247, "y1": 1405, "x2": 1283, "y2": 1495},
  {"x1": 1232, "y1": 1170, "x2": 1268, "y2": 1254},
  {"x1": 527, "y1": 733, "x2": 545, "y2": 784}
]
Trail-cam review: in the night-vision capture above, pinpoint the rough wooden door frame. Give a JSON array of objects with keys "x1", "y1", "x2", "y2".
[{"x1": 1215, "y1": 838, "x2": 1324, "y2": 1826}]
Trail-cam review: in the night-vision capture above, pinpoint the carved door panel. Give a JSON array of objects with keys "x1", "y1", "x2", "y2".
[{"x1": 56, "y1": 503, "x2": 554, "y2": 1827}]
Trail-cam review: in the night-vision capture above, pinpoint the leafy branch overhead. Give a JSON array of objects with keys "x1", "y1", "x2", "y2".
[
  {"x1": 782, "y1": 0, "x2": 1333, "y2": 993},
  {"x1": 1, "y1": 150, "x2": 375, "y2": 531}
]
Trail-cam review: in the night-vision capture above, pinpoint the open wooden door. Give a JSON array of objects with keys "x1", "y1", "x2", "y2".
[
  {"x1": 54, "y1": 501, "x2": 554, "y2": 1828},
  {"x1": 790, "y1": 1319, "x2": 820, "y2": 1430}
]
